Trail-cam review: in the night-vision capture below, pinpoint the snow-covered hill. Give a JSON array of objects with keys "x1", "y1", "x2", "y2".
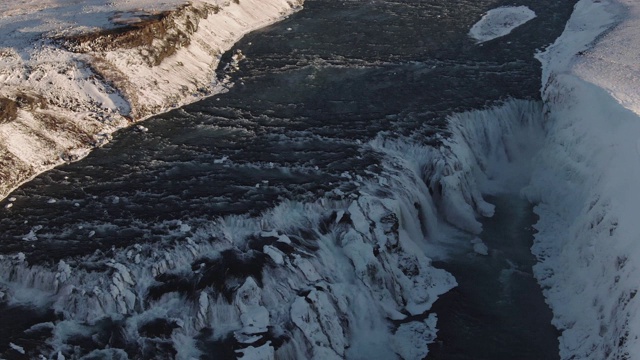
[
  {"x1": 0, "y1": 0, "x2": 302, "y2": 201},
  {"x1": 524, "y1": 0, "x2": 640, "y2": 358},
  {"x1": 451, "y1": 0, "x2": 640, "y2": 356},
  {"x1": 0, "y1": 97, "x2": 543, "y2": 359}
]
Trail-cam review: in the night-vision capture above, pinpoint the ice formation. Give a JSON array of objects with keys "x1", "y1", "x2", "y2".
[
  {"x1": 467, "y1": 0, "x2": 640, "y2": 357},
  {"x1": 0, "y1": 130, "x2": 468, "y2": 358},
  {"x1": 469, "y1": 6, "x2": 536, "y2": 44},
  {"x1": 0, "y1": 96, "x2": 547, "y2": 358}
]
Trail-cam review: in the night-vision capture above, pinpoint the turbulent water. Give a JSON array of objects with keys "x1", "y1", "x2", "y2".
[{"x1": 0, "y1": 0, "x2": 576, "y2": 359}]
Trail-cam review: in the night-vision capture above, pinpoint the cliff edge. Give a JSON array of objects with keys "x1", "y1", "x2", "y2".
[{"x1": 526, "y1": 0, "x2": 640, "y2": 358}]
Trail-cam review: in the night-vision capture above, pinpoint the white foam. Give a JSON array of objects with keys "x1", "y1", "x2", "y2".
[{"x1": 9, "y1": 342, "x2": 25, "y2": 354}]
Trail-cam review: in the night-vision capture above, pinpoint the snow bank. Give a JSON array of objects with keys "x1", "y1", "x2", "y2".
[
  {"x1": 524, "y1": 0, "x2": 640, "y2": 358},
  {"x1": 0, "y1": 0, "x2": 302, "y2": 201},
  {"x1": 469, "y1": 6, "x2": 536, "y2": 44}
]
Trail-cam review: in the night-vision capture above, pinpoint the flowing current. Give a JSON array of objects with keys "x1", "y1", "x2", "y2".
[{"x1": 0, "y1": 0, "x2": 575, "y2": 359}]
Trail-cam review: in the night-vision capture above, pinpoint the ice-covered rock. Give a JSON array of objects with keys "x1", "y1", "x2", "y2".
[
  {"x1": 263, "y1": 245, "x2": 285, "y2": 265},
  {"x1": 197, "y1": 291, "x2": 210, "y2": 329},
  {"x1": 9, "y1": 342, "x2": 25, "y2": 354},
  {"x1": 290, "y1": 295, "x2": 342, "y2": 359},
  {"x1": 523, "y1": 0, "x2": 640, "y2": 358},
  {"x1": 235, "y1": 277, "x2": 269, "y2": 335},
  {"x1": 292, "y1": 255, "x2": 322, "y2": 283},
  {"x1": 106, "y1": 261, "x2": 137, "y2": 314},
  {"x1": 471, "y1": 237, "x2": 489, "y2": 256},
  {"x1": 392, "y1": 315, "x2": 439, "y2": 360},
  {"x1": 469, "y1": 6, "x2": 536, "y2": 43},
  {"x1": 53, "y1": 260, "x2": 72, "y2": 292}
]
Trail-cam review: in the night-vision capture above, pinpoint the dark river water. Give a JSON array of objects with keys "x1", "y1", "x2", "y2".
[
  {"x1": 428, "y1": 196, "x2": 560, "y2": 359},
  {"x1": 0, "y1": 0, "x2": 574, "y2": 260},
  {"x1": 0, "y1": 0, "x2": 575, "y2": 358}
]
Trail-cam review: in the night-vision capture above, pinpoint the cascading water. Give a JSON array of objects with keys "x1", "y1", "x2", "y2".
[{"x1": 0, "y1": 97, "x2": 553, "y2": 359}]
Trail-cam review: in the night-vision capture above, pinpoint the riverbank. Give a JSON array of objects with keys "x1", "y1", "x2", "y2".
[
  {"x1": 525, "y1": 0, "x2": 640, "y2": 357},
  {"x1": 0, "y1": 0, "x2": 302, "y2": 201}
]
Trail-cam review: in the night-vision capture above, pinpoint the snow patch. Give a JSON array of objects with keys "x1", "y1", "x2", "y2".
[
  {"x1": 392, "y1": 315, "x2": 438, "y2": 360},
  {"x1": 9, "y1": 342, "x2": 25, "y2": 354},
  {"x1": 471, "y1": 237, "x2": 489, "y2": 256},
  {"x1": 469, "y1": 6, "x2": 536, "y2": 43}
]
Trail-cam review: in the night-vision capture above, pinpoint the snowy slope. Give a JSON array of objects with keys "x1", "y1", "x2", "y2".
[
  {"x1": 0, "y1": 0, "x2": 302, "y2": 201},
  {"x1": 524, "y1": 0, "x2": 640, "y2": 358}
]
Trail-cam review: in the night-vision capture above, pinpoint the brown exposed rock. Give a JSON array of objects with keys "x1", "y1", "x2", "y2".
[
  {"x1": 15, "y1": 92, "x2": 46, "y2": 111},
  {"x1": 0, "y1": 147, "x2": 34, "y2": 197},
  {"x1": 62, "y1": 3, "x2": 221, "y2": 67},
  {"x1": 0, "y1": 98, "x2": 18, "y2": 124},
  {"x1": 36, "y1": 112, "x2": 95, "y2": 145},
  {"x1": 0, "y1": 92, "x2": 48, "y2": 124}
]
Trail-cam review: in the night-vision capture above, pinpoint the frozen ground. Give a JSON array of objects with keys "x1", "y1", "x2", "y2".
[
  {"x1": 0, "y1": 0, "x2": 302, "y2": 201},
  {"x1": 469, "y1": 6, "x2": 536, "y2": 44}
]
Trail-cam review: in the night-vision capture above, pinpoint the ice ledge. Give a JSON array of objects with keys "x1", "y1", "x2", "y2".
[{"x1": 0, "y1": 0, "x2": 303, "y2": 201}]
